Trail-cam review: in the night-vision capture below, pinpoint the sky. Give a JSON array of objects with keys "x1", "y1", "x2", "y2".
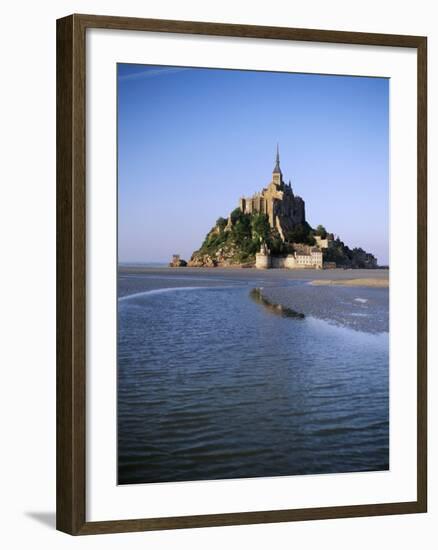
[{"x1": 118, "y1": 64, "x2": 389, "y2": 265}]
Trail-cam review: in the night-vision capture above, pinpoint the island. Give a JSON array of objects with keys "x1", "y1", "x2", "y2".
[{"x1": 171, "y1": 147, "x2": 378, "y2": 270}]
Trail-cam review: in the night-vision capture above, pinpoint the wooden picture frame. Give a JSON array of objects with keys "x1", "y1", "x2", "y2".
[{"x1": 56, "y1": 13, "x2": 427, "y2": 535}]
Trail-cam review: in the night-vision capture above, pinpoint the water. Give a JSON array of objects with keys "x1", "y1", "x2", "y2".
[
  {"x1": 260, "y1": 284, "x2": 389, "y2": 333},
  {"x1": 118, "y1": 271, "x2": 389, "y2": 484}
]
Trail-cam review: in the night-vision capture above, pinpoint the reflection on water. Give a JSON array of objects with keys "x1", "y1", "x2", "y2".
[{"x1": 118, "y1": 274, "x2": 389, "y2": 485}]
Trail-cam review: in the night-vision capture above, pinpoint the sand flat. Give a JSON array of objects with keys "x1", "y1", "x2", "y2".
[
  {"x1": 310, "y1": 278, "x2": 389, "y2": 288},
  {"x1": 120, "y1": 265, "x2": 389, "y2": 284}
]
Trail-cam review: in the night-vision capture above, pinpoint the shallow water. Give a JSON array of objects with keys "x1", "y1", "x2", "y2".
[
  {"x1": 260, "y1": 284, "x2": 389, "y2": 333},
  {"x1": 118, "y1": 272, "x2": 389, "y2": 484}
]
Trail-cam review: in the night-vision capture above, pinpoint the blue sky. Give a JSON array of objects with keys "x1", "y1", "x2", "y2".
[{"x1": 118, "y1": 64, "x2": 389, "y2": 265}]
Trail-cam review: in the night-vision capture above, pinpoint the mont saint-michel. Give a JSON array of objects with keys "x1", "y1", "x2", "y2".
[
  {"x1": 117, "y1": 64, "x2": 389, "y2": 487},
  {"x1": 172, "y1": 147, "x2": 378, "y2": 270}
]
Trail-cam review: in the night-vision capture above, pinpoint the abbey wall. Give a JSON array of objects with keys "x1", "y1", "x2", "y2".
[{"x1": 256, "y1": 244, "x2": 323, "y2": 270}]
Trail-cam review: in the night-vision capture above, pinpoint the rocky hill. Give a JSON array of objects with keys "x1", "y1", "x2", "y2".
[
  {"x1": 187, "y1": 149, "x2": 378, "y2": 269},
  {"x1": 188, "y1": 209, "x2": 377, "y2": 268},
  {"x1": 188, "y1": 209, "x2": 285, "y2": 267},
  {"x1": 322, "y1": 238, "x2": 378, "y2": 269}
]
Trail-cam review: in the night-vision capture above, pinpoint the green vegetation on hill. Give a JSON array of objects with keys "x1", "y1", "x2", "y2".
[
  {"x1": 191, "y1": 209, "x2": 285, "y2": 266},
  {"x1": 314, "y1": 224, "x2": 328, "y2": 239},
  {"x1": 284, "y1": 222, "x2": 315, "y2": 246},
  {"x1": 323, "y1": 238, "x2": 377, "y2": 269},
  {"x1": 190, "y1": 209, "x2": 378, "y2": 268}
]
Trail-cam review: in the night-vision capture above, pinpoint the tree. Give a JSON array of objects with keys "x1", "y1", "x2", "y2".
[
  {"x1": 216, "y1": 217, "x2": 227, "y2": 231},
  {"x1": 315, "y1": 224, "x2": 327, "y2": 238},
  {"x1": 230, "y1": 207, "x2": 242, "y2": 224},
  {"x1": 286, "y1": 223, "x2": 315, "y2": 245},
  {"x1": 251, "y1": 213, "x2": 270, "y2": 243},
  {"x1": 231, "y1": 212, "x2": 251, "y2": 245},
  {"x1": 268, "y1": 230, "x2": 285, "y2": 255}
]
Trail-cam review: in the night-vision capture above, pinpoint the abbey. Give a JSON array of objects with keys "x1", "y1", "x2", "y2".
[
  {"x1": 238, "y1": 147, "x2": 326, "y2": 269},
  {"x1": 239, "y1": 146, "x2": 306, "y2": 241},
  {"x1": 186, "y1": 146, "x2": 377, "y2": 269}
]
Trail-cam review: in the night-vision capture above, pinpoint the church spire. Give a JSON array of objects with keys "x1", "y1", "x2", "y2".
[{"x1": 273, "y1": 144, "x2": 281, "y2": 174}]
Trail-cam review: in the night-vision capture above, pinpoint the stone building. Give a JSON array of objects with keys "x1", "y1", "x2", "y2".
[
  {"x1": 256, "y1": 245, "x2": 323, "y2": 270},
  {"x1": 314, "y1": 234, "x2": 334, "y2": 249},
  {"x1": 242, "y1": 147, "x2": 324, "y2": 270},
  {"x1": 239, "y1": 146, "x2": 305, "y2": 240}
]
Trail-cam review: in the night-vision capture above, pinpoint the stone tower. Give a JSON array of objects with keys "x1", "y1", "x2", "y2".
[
  {"x1": 272, "y1": 144, "x2": 282, "y2": 186},
  {"x1": 239, "y1": 145, "x2": 306, "y2": 241}
]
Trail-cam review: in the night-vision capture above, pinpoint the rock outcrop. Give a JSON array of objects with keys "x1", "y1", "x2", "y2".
[{"x1": 169, "y1": 254, "x2": 187, "y2": 267}]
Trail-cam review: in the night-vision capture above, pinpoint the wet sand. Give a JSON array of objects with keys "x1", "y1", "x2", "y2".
[
  {"x1": 310, "y1": 278, "x2": 389, "y2": 288},
  {"x1": 258, "y1": 284, "x2": 388, "y2": 333},
  {"x1": 119, "y1": 265, "x2": 389, "y2": 285}
]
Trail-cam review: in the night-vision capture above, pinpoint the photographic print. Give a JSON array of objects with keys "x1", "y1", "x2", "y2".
[{"x1": 117, "y1": 63, "x2": 389, "y2": 485}]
